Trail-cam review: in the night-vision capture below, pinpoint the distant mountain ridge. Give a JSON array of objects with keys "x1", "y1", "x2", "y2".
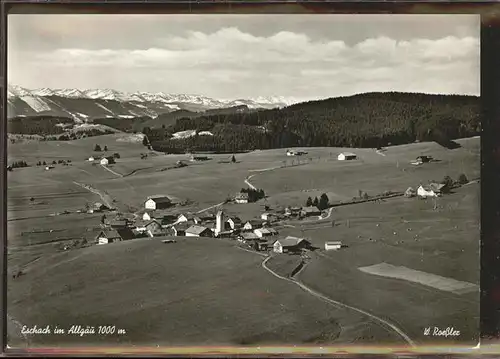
[{"x1": 7, "y1": 84, "x2": 299, "y2": 120}]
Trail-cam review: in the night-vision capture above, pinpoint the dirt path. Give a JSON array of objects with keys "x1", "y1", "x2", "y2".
[
  {"x1": 260, "y1": 255, "x2": 416, "y2": 347},
  {"x1": 73, "y1": 182, "x2": 114, "y2": 209},
  {"x1": 100, "y1": 164, "x2": 123, "y2": 178}
]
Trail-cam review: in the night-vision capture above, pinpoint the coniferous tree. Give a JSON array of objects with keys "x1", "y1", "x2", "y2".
[
  {"x1": 306, "y1": 197, "x2": 313, "y2": 207},
  {"x1": 313, "y1": 197, "x2": 319, "y2": 207},
  {"x1": 319, "y1": 193, "x2": 330, "y2": 210}
]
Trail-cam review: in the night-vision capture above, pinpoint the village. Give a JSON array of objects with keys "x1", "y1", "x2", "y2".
[{"x1": 83, "y1": 148, "x2": 471, "y2": 258}]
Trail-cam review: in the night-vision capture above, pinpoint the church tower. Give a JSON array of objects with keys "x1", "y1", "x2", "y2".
[{"x1": 215, "y1": 210, "x2": 225, "y2": 236}]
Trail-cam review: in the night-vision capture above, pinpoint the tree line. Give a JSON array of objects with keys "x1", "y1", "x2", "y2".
[{"x1": 144, "y1": 92, "x2": 480, "y2": 153}]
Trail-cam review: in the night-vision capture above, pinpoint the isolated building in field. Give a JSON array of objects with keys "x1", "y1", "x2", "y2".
[
  {"x1": 254, "y1": 227, "x2": 278, "y2": 238},
  {"x1": 273, "y1": 236, "x2": 311, "y2": 254},
  {"x1": 338, "y1": 152, "x2": 357, "y2": 161},
  {"x1": 100, "y1": 158, "x2": 109, "y2": 165},
  {"x1": 96, "y1": 229, "x2": 122, "y2": 245},
  {"x1": 417, "y1": 185, "x2": 439, "y2": 198},
  {"x1": 88, "y1": 156, "x2": 95, "y2": 162},
  {"x1": 145, "y1": 196, "x2": 172, "y2": 210},
  {"x1": 243, "y1": 219, "x2": 265, "y2": 231},
  {"x1": 416, "y1": 155, "x2": 432, "y2": 163},
  {"x1": 325, "y1": 241, "x2": 342, "y2": 251},
  {"x1": 235, "y1": 192, "x2": 249, "y2": 204},
  {"x1": 300, "y1": 206, "x2": 321, "y2": 217},
  {"x1": 185, "y1": 225, "x2": 213, "y2": 238}
]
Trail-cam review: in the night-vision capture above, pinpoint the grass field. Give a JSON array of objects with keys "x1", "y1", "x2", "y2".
[
  {"x1": 7, "y1": 135, "x2": 480, "y2": 347},
  {"x1": 7, "y1": 238, "x2": 401, "y2": 347}
]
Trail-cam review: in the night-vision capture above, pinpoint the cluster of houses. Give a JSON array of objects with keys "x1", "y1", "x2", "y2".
[
  {"x1": 93, "y1": 194, "x2": 341, "y2": 254},
  {"x1": 286, "y1": 149, "x2": 308, "y2": 157},
  {"x1": 405, "y1": 182, "x2": 450, "y2": 199}
]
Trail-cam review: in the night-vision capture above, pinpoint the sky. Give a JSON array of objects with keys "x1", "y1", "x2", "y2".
[{"x1": 8, "y1": 14, "x2": 480, "y2": 101}]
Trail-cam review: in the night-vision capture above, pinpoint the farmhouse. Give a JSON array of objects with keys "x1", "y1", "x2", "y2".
[
  {"x1": 325, "y1": 241, "x2": 342, "y2": 251},
  {"x1": 254, "y1": 227, "x2": 278, "y2": 238},
  {"x1": 142, "y1": 212, "x2": 152, "y2": 221},
  {"x1": 338, "y1": 152, "x2": 357, "y2": 161},
  {"x1": 243, "y1": 219, "x2": 265, "y2": 231},
  {"x1": 429, "y1": 182, "x2": 450, "y2": 194},
  {"x1": 145, "y1": 219, "x2": 164, "y2": 237},
  {"x1": 235, "y1": 192, "x2": 249, "y2": 204},
  {"x1": 417, "y1": 185, "x2": 439, "y2": 198},
  {"x1": 286, "y1": 149, "x2": 307, "y2": 156},
  {"x1": 93, "y1": 202, "x2": 110, "y2": 212},
  {"x1": 145, "y1": 196, "x2": 172, "y2": 210},
  {"x1": 260, "y1": 213, "x2": 277, "y2": 221},
  {"x1": 273, "y1": 236, "x2": 312, "y2": 254},
  {"x1": 88, "y1": 156, "x2": 95, "y2": 162},
  {"x1": 109, "y1": 219, "x2": 128, "y2": 228},
  {"x1": 116, "y1": 227, "x2": 136, "y2": 241},
  {"x1": 253, "y1": 241, "x2": 269, "y2": 251},
  {"x1": 238, "y1": 232, "x2": 259, "y2": 242},
  {"x1": 100, "y1": 158, "x2": 109, "y2": 165},
  {"x1": 185, "y1": 225, "x2": 213, "y2": 237},
  {"x1": 45, "y1": 166, "x2": 54, "y2": 171},
  {"x1": 300, "y1": 206, "x2": 321, "y2": 217},
  {"x1": 226, "y1": 217, "x2": 242, "y2": 230},
  {"x1": 285, "y1": 206, "x2": 302, "y2": 217},
  {"x1": 190, "y1": 155, "x2": 210, "y2": 162},
  {"x1": 177, "y1": 213, "x2": 202, "y2": 224},
  {"x1": 405, "y1": 187, "x2": 416, "y2": 198},
  {"x1": 96, "y1": 230, "x2": 122, "y2": 245},
  {"x1": 416, "y1": 155, "x2": 433, "y2": 163},
  {"x1": 168, "y1": 223, "x2": 190, "y2": 236}
]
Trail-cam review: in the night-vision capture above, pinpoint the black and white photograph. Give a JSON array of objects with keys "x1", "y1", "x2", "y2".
[{"x1": 6, "y1": 13, "x2": 480, "y2": 349}]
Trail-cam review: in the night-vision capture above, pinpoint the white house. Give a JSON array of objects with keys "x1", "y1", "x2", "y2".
[
  {"x1": 338, "y1": 152, "x2": 357, "y2": 161},
  {"x1": 325, "y1": 241, "x2": 342, "y2": 251},
  {"x1": 88, "y1": 156, "x2": 95, "y2": 162},
  {"x1": 417, "y1": 185, "x2": 439, "y2": 198},
  {"x1": 144, "y1": 196, "x2": 172, "y2": 210},
  {"x1": 100, "y1": 157, "x2": 109, "y2": 166},
  {"x1": 177, "y1": 213, "x2": 202, "y2": 224},
  {"x1": 235, "y1": 192, "x2": 249, "y2": 204},
  {"x1": 142, "y1": 212, "x2": 152, "y2": 221},
  {"x1": 254, "y1": 227, "x2": 278, "y2": 238}
]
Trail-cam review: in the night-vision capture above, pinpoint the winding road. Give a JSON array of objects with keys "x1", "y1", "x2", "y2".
[{"x1": 259, "y1": 255, "x2": 416, "y2": 347}]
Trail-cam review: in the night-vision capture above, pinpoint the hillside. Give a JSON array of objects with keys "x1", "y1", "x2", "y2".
[
  {"x1": 146, "y1": 92, "x2": 480, "y2": 153},
  {"x1": 7, "y1": 238, "x2": 393, "y2": 346}
]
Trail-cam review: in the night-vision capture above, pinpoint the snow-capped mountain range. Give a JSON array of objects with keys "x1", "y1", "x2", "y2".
[{"x1": 7, "y1": 84, "x2": 300, "y2": 121}]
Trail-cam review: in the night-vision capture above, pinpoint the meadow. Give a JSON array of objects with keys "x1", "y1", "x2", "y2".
[
  {"x1": 6, "y1": 134, "x2": 480, "y2": 347},
  {"x1": 7, "y1": 238, "x2": 400, "y2": 346}
]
